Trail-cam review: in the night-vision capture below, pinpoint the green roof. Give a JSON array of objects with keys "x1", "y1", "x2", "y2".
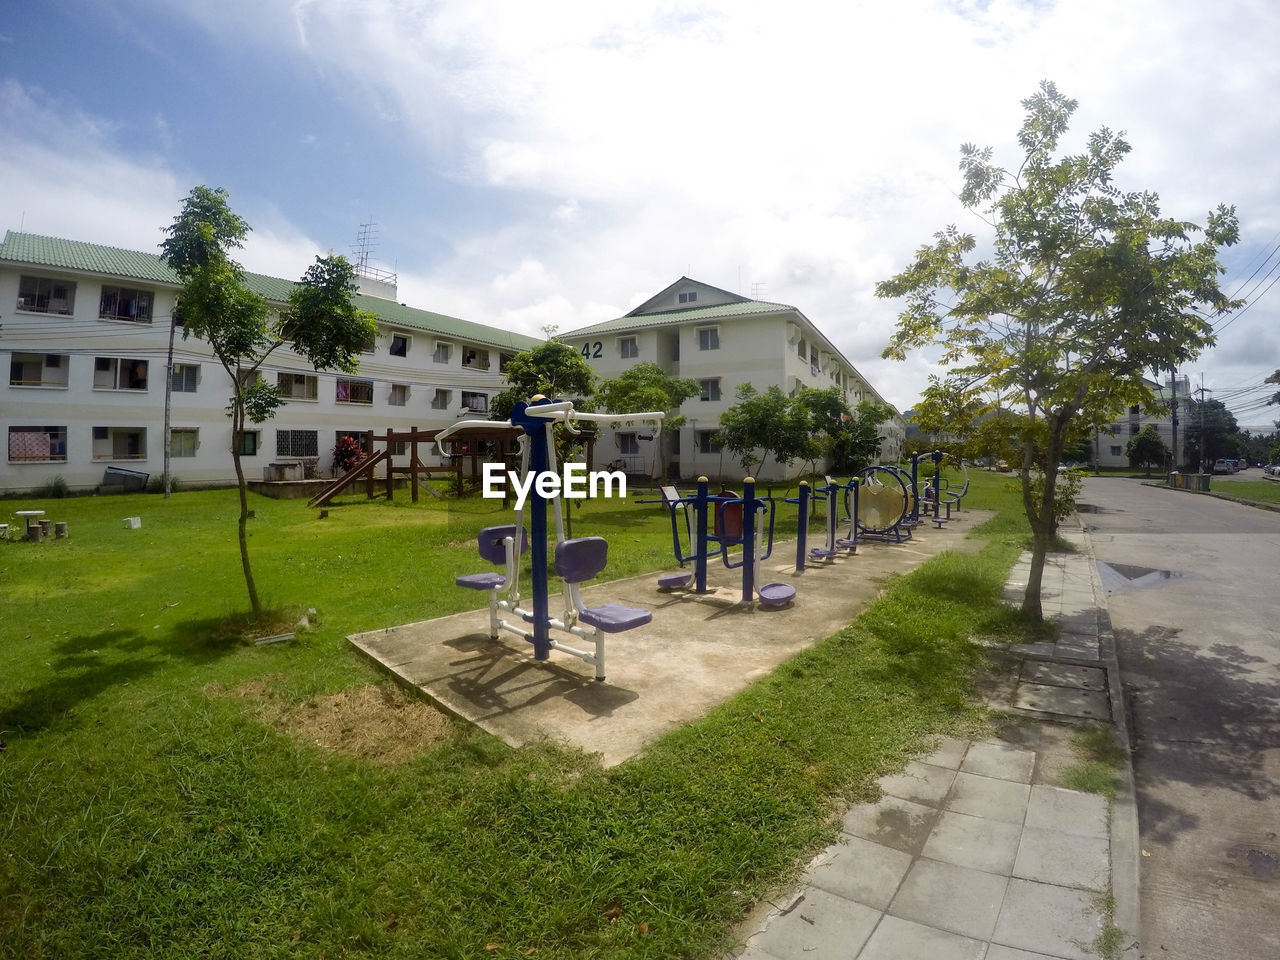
[
  {"x1": 564, "y1": 299, "x2": 796, "y2": 337},
  {"x1": 0, "y1": 231, "x2": 540, "y2": 352}
]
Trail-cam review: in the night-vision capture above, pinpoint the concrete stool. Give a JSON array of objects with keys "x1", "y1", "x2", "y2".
[{"x1": 55, "y1": 522, "x2": 69, "y2": 539}]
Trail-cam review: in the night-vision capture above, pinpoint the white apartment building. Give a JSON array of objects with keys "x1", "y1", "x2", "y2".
[
  {"x1": 563, "y1": 278, "x2": 904, "y2": 482},
  {"x1": 1092, "y1": 376, "x2": 1187, "y2": 469},
  {"x1": 0, "y1": 232, "x2": 540, "y2": 493}
]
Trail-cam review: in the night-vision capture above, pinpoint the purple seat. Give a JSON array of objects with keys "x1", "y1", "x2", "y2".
[
  {"x1": 757, "y1": 582, "x2": 796, "y2": 606},
  {"x1": 809, "y1": 548, "x2": 837, "y2": 559},
  {"x1": 578, "y1": 603, "x2": 653, "y2": 633},
  {"x1": 658, "y1": 572, "x2": 692, "y2": 589},
  {"x1": 555, "y1": 537, "x2": 652, "y2": 633},
  {"x1": 834, "y1": 538, "x2": 855, "y2": 548},
  {"x1": 455, "y1": 572, "x2": 506, "y2": 591}
]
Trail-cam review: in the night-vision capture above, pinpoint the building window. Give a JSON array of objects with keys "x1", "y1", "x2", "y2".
[
  {"x1": 171, "y1": 364, "x2": 200, "y2": 393},
  {"x1": 810, "y1": 345, "x2": 820, "y2": 376},
  {"x1": 390, "y1": 334, "x2": 410, "y2": 358},
  {"x1": 797, "y1": 337, "x2": 807, "y2": 360},
  {"x1": 389, "y1": 439, "x2": 409, "y2": 457},
  {"x1": 277, "y1": 372, "x2": 318, "y2": 400},
  {"x1": 93, "y1": 426, "x2": 147, "y2": 461},
  {"x1": 235, "y1": 431, "x2": 260, "y2": 456},
  {"x1": 17, "y1": 275, "x2": 76, "y2": 315},
  {"x1": 697, "y1": 327, "x2": 719, "y2": 351},
  {"x1": 335, "y1": 378, "x2": 374, "y2": 404},
  {"x1": 499, "y1": 353, "x2": 514, "y2": 373},
  {"x1": 431, "y1": 388, "x2": 452, "y2": 410},
  {"x1": 170, "y1": 428, "x2": 199, "y2": 458},
  {"x1": 9, "y1": 353, "x2": 69, "y2": 388},
  {"x1": 620, "y1": 336, "x2": 639, "y2": 359},
  {"x1": 389, "y1": 383, "x2": 409, "y2": 406},
  {"x1": 618, "y1": 432, "x2": 640, "y2": 455},
  {"x1": 461, "y1": 391, "x2": 489, "y2": 413},
  {"x1": 697, "y1": 430, "x2": 721, "y2": 455},
  {"x1": 361, "y1": 333, "x2": 377, "y2": 354},
  {"x1": 1110, "y1": 445, "x2": 1122, "y2": 457},
  {"x1": 99, "y1": 285, "x2": 154, "y2": 323},
  {"x1": 462, "y1": 347, "x2": 490, "y2": 370},
  {"x1": 433, "y1": 342, "x2": 452, "y2": 364},
  {"x1": 699, "y1": 378, "x2": 721, "y2": 402},
  {"x1": 8, "y1": 426, "x2": 67, "y2": 462},
  {"x1": 1129, "y1": 404, "x2": 1140, "y2": 415},
  {"x1": 93, "y1": 357, "x2": 149, "y2": 390},
  {"x1": 277, "y1": 429, "x2": 318, "y2": 458},
  {"x1": 678, "y1": 291, "x2": 698, "y2": 304},
  {"x1": 1130, "y1": 423, "x2": 1140, "y2": 435}
]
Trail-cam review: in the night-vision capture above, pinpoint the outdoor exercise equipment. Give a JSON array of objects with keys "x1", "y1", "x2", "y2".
[
  {"x1": 654, "y1": 478, "x2": 796, "y2": 606},
  {"x1": 922, "y1": 452, "x2": 970, "y2": 519},
  {"x1": 445, "y1": 397, "x2": 665, "y2": 681},
  {"x1": 854, "y1": 464, "x2": 914, "y2": 543},
  {"x1": 789, "y1": 477, "x2": 859, "y2": 570}
]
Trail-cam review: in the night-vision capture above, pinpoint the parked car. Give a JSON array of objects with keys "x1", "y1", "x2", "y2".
[{"x1": 1212, "y1": 459, "x2": 1237, "y2": 474}]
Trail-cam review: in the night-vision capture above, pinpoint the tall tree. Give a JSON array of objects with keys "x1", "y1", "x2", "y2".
[
  {"x1": 161, "y1": 185, "x2": 377, "y2": 616},
  {"x1": 1266, "y1": 369, "x2": 1280, "y2": 407},
  {"x1": 1182, "y1": 397, "x2": 1241, "y2": 467},
  {"x1": 877, "y1": 82, "x2": 1240, "y2": 619}
]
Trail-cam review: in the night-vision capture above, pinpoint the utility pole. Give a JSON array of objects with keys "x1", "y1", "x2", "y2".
[
  {"x1": 1168, "y1": 367, "x2": 1179, "y2": 470},
  {"x1": 1194, "y1": 374, "x2": 1212, "y2": 473}
]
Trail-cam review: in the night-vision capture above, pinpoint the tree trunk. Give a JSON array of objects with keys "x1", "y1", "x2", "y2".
[{"x1": 231, "y1": 402, "x2": 261, "y2": 616}]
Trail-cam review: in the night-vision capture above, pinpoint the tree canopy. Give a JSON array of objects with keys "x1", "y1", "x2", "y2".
[
  {"x1": 597, "y1": 362, "x2": 699, "y2": 428},
  {"x1": 876, "y1": 82, "x2": 1240, "y2": 619},
  {"x1": 1126, "y1": 425, "x2": 1169, "y2": 474},
  {"x1": 491, "y1": 339, "x2": 596, "y2": 420}
]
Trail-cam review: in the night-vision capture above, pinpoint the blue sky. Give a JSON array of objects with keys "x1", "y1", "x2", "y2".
[{"x1": 4, "y1": 0, "x2": 1280, "y2": 425}]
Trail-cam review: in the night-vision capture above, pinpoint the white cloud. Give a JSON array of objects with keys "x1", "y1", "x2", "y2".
[{"x1": 12, "y1": 1, "x2": 1280, "y2": 417}]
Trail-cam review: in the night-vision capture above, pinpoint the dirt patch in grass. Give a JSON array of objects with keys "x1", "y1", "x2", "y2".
[{"x1": 207, "y1": 678, "x2": 453, "y2": 764}]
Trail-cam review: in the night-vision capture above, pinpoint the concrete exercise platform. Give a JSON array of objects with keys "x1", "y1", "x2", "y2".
[{"x1": 349, "y1": 511, "x2": 987, "y2": 767}]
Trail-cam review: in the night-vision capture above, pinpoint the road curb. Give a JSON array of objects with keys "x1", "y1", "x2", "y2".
[{"x1": 1081, "y1": 523, "x2": 1143, "y2": 957}]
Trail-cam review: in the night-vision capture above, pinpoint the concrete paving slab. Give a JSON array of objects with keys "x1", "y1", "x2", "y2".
[
  {"x1": 922, "y1": 810, "x2": 1023, "y2": 874},
  {"x1": 857, "y1": 915, "x2": 986, "y2": 960},
  {"x1": 1022, "y1": 662, "x2": 1106, "y2": 691},
  {"x1": 1014, "y1": 682, "x2": 1110, "y2": 720},
  {"x1": 992, "y1": 879, "x2": 1103, "y2": 960},
  {"x1": 986, "y1": 945, "x2": 1073, "y2": 960},
  {"x1": 752, "y1": 888, "x2": 880, "y2": 960},
  {"x1": 920, "y1": 735, "x2": 969, "y2": 769},
  {"x1": 945, "y1": 772, "x2": 1032, "y2": 823},
  {"x1": 1025, "y1": 785, "x2": 1108, "y2": 839},
  {"x1": 878, "y1": 761, "x2": 957, "y2": 807},
  {"x1": 1013, "y1": 826, "x2": 1109, "y2": 891},
  {"x1": 804, "y1": 834, "x2": 913, "y2": 910},
  {"x1": 960, "y1": 741, "x2": 1036, "y2": 782},
  {"x1": 888, "y1": 858, "x2": 1008, "y2": 940},
  {"x1": 840, "y1": 795, "x2": 939, "y2": 855},
  {"x1": 349, "y1": 518, "x2": 986, "y2": 767}
]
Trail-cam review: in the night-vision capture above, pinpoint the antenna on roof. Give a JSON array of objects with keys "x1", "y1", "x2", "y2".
[
  {"x1": 349, "y1": 220, "x2": 398, "y2": 299},
  {"x1": 751, "y1": 281, "x2": 767, "y2": 299}
]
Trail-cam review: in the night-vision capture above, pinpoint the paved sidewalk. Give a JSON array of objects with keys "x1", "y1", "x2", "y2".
[{"x1": 730, "y1": 528, "x2": 1140, "y2": 960}]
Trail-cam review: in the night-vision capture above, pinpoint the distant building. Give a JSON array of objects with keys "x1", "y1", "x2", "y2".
[
  {"x1": 563, "y1": 278, "x2": 904, "y2": 481},
  {"x1": 1093, "y1": 376, "x2": 1187, "y2": 469},
  {"x1": 0, "y1": 231, "x2": 540, "y2": 493}
]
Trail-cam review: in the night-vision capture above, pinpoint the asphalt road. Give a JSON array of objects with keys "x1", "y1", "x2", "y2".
[{"x1": 1078, "y1": 477, "x2": 1280, "y2": 959}]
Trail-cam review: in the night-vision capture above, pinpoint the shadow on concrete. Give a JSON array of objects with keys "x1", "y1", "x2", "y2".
[{"x1": 1114, "y1": 623, "x2": 1280, "y2": 842}]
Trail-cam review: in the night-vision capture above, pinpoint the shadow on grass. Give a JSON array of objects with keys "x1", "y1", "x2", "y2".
[{"x1": 0, "y1": 615, "x2": 271, "y2": 736}]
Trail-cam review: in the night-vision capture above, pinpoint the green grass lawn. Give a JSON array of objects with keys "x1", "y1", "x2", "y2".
[
  {"x1": 2, "y1": 472, "x2": 1029, "y2": 959},
  {"x1": 1204, "y1": 478, "x2": 1280, "y2": 505}
]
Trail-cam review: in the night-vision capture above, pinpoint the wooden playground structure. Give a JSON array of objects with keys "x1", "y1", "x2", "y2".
[{"x1": 307, "y1": 423, "x2": 600, "y2": 508}]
